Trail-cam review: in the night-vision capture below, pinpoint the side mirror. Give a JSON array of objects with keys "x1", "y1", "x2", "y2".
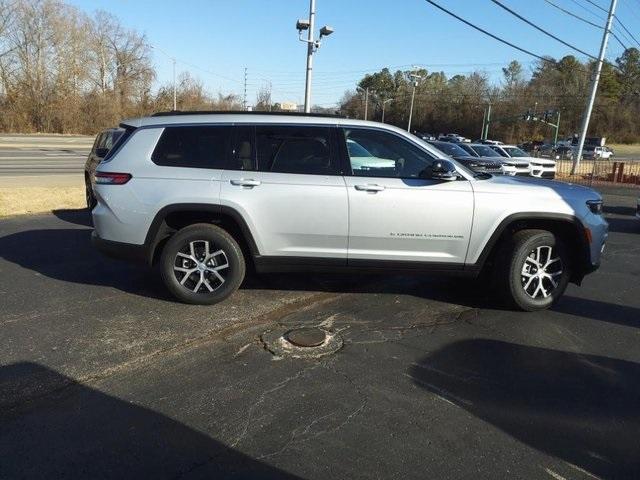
[
  {"x1": 95, "y1": 147, "x2": 109, "y2": 158},
  {"x1": 424, "y1": 160, "x2": 459, "y2": 181}
]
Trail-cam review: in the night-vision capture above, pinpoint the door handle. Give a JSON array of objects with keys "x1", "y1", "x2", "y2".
[
  {"x1": 354, "y1": 184, "x2": 385, "y2": 192},
  {"x1": 230, "y1": 178, "x2": 261, "y2": 187}
]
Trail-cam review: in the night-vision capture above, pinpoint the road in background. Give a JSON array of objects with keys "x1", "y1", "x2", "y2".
[{"x1": 0, "y1": 134, "x2": 92, "y2": 183}]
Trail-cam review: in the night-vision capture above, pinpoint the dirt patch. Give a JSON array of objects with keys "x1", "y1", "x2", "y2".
[{"x1": 0, "y1": 186, "x2": 85, "y2": 217}]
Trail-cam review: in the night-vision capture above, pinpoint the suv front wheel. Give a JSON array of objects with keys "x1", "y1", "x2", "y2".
[
  {"x1": 499, "y1": 229, "x2": 571, "y2": 311},
  {"x1": 160, "y1": 224, "x2": 245, "y2": 305}
]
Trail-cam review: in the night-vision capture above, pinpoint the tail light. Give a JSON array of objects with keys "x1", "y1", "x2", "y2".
[{"x1": 95, "y1": 172, "x2": 132, "y2": 185}]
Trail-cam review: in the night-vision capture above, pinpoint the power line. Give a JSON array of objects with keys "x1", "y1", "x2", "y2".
[
  {"x1": 543, "y1": 0, "x2": 603, "y2": 27},
  {"x1": 615, "y1": 17, "x2": 640, "y2": 47},
  {"x1": 424, "y1": 0, "x2": 556, "y2": 63},
  {"x1": 541, "y1": 0, "x2": 629, "y2": 50},
  {"x1": 581, "y1": 0, "x2": 609, "y2": 13},
  {"x1": 567, "y1": 0, "x2": 606, "y2": 18},
  {"x1": 490, "y1": 0, "x2": 597, "y2": 59}
]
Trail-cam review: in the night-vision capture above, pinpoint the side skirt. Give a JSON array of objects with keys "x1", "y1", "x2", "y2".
[{"x1": 253, "y1": 256, "x2": 477, "y2": 276}]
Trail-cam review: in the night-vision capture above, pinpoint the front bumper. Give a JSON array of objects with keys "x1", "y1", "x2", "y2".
[
  {"x1": 530, "y1": 163, "x2": 556, "y2": 179},
  {"x1": 501, "y1": 165, "x2": 530, "y2": 176}
]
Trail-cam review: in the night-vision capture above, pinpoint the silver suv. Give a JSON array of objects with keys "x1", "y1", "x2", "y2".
[{"x1": 91, "y1": 112, "x2": 608, "y2": 311}]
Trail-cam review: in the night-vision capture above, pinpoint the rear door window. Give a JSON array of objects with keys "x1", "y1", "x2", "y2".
[
  {"x1": 151, "y1": 126, "x2": 230, "y2": 169},
  {"x1": 255, "y1": 126, "x2": 336, "y2": 175}
]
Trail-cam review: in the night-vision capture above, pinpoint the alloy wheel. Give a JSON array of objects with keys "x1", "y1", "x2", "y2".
[
  {"x1": 173, "y1": 240, "x2": 229, "y2": 293},
  {"x1": 520, "y1": 245, "x2": 563, "y2": 299}
]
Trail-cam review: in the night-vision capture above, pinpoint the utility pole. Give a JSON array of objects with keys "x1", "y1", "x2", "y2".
[
  {"x1": 381, "y1": 98, "x2": 392, "y2": 123},
  {"x1": 407, "y1": 68, "x2": 423, "y2": 132},
  {"x1": 573, "y1": 0, "x2": 617, "y2": 173},
  {"x1": 243, "y1": 67, "x2": 248, "y2": 111},
  {"x1": 296, "y1": 1, "x2": 334, "y2": 113},
  {"x1": 483, "y1": 103, "x2": 492, "y2": 140},
  {"x1": 172, "y1": 58, "x2": 177, "y2": 111},
  {"x1": 364, "y1": 87, "x2": 369, "y2": 120},
  {"x1": 480, "y1": 107, "x2": 487, "y2": 139},
  {"x1": 554, "y1": 110, "x2": 561, "y2": 145}
]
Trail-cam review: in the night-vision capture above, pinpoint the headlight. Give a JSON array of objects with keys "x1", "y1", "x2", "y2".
[{"x1": 587, "y1": 200, "x2": 603, "y2": 215}]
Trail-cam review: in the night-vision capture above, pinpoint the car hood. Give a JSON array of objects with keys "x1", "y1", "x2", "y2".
[{"x1": 473, "y1": 173, "x2": 601, "y2": 201}]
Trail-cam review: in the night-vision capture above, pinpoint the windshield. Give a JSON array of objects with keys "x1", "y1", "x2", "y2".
[
  {"x1": 458, "y1": 144, "x2": 479, "y2": 157},
  {"x1": 431, "y1": 142, "x2": 469, "y2": 157},
  {"x1": 471, "y1": 145, "x2": 502, "y2": 157},
  {"x1": 503, "y1": 146, "x2": 529, "y2": 157}
]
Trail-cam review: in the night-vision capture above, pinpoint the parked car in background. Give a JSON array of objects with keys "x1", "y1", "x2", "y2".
[
  {"x1": 438, "y1": 133, "x2": 470, "y2": 143},
  {"x1": 427, "y1": 140, "x2": 504, "y2": 175},
  {"x1": 477, "y1": 139, "x2": 504, "y2": 145},
  {"x1": 555, "y1": 145, "x2": 574, "y2": 159},
  {"x1": 465, "y1": 143, "x2": 530, "y2": 176},
  {"x1": 413, "y1": 131, "x2": 437, "y2": 141},
  {"x1": 636, "y1": 195, "x2": 640, "y2": 220},
  {"x1": 583, "y1": 146, "x2": 614, "y2": 160},
  {"x1": 519, "y1": 140, "x2": 545, "y2": 154},
  {"x1": 85, "y1": 127, "x2": 125, "y2": 209},
  {"x1": 491, "y1": 144, "x2": 556, "y2": 179}
]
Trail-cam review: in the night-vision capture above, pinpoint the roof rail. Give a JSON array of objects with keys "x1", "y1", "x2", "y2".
[{"x1": 151, "y1": 110, "x2": 344, "y2": 118}]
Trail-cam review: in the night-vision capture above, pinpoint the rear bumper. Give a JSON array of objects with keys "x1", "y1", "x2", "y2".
[{"x1": 91, "y1": 231, "x2": 148, "y2": 264}]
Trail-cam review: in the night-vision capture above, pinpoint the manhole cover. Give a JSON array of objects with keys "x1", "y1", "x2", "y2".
[
  {"x1": 262, "y1": 325, "x2": 343, "y2": 359},
  {"x1": 285, "y1": 327, "x2": 326, "y2": 347}
]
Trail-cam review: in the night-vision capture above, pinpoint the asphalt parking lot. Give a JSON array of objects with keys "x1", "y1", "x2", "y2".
[{"x1": 1, "y1": 191, "x2": 639, "y2": 479}]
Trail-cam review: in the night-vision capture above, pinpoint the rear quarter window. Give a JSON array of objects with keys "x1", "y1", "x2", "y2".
[{"x1": 151, "y1": 126, "x2": 230, "y2": 169}]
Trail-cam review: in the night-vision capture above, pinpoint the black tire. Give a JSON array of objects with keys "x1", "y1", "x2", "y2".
[
  {"x1": 85, "y1": 181, "x2": 97, "y2": 210},
  {"x1": 496, "y1": 229, "x2": 571, "y2": 311},
  {"x1": 160, "y1": 223, "x2": 245, "y2": 305}
]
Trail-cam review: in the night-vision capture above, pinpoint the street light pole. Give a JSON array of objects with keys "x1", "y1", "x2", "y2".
[
  {"x1": 172, "y1": 58, "x2": 177, "y2": 111},
  {"x1": 303, "y1": 0, "x2": 316, "y2": 113},
  {"x1": 572, "y1": 0, "x2": 617, "y2": 174},
  {"x1": 296, "y1": 1, "x2": 333, "y2": 113},
  {"x1": 364, "y1": 87, "x2": 369, "y2": 120},
  {"x1": 382, "y1": 98, "x2": 392, "y2": 123},
  {"x1": 407, "y1": 68, "x2": 423, "y2": 132}
]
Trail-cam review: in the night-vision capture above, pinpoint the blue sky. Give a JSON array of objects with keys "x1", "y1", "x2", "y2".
[{"x1": 67, "y1": 0, "x2": 638, "y2": 106}]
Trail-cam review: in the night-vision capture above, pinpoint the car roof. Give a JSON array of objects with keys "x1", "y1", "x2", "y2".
[{"x1": 120, "y1": 112, "x2": 424, "y2": 139}]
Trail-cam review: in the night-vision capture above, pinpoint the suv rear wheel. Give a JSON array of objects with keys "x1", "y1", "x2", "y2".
[
  {"x1": 160, "y1": 224, "x2": 245, "y2": 305},
  {"x1": 498, "y1": 229, "x2": 571, "y2": 311}
]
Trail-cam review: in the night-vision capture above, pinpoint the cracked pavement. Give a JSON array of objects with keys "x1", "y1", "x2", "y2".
[{"x1": 0, "y1": 190, "x2": 639, "y2": 479}]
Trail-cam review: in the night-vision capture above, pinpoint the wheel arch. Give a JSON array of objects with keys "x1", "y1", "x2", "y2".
[
  {"x1": 470, "y1": 212, "x2": 591, "y2": 283},
  {"x1": 144, "y1": 203, "x2": 259, "y2": 266}
]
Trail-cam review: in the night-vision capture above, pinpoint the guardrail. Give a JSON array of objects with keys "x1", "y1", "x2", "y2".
[{"x1": 555, "y1": 160, "x2": 640, "y2": 188}]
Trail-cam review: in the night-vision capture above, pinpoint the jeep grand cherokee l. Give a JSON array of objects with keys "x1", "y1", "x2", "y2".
[{"x1": 91, "y1": 112, "x2": 608, "y2": 311}]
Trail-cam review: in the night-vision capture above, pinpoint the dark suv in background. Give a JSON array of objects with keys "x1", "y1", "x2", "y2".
[{"x1": 85, "y1": 127, "x2": 124, "y2": 209}]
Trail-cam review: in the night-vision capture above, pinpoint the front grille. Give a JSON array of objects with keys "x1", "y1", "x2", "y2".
[
  {"x1": 515, "y1": 172, "x2": 530, "y2": 176},
  {"x1": 480, "y1": 163, "x2": 503, "y2": 170},
  {"x1": 541, "y1": 171, "x2": 556, "y2": 179}
]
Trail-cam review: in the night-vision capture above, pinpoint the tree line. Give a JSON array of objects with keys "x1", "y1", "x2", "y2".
[
  {"x1": 338, "y1": 51, "x2": 640, "y2": 144},
  {"x1": 0, "y1": 0, "x2": 243, "y2": 134}
]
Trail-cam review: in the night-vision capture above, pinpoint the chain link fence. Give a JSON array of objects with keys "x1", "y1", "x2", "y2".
[{"x1": 555, "y1": 160, "x2": 640, "y2": 189}]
